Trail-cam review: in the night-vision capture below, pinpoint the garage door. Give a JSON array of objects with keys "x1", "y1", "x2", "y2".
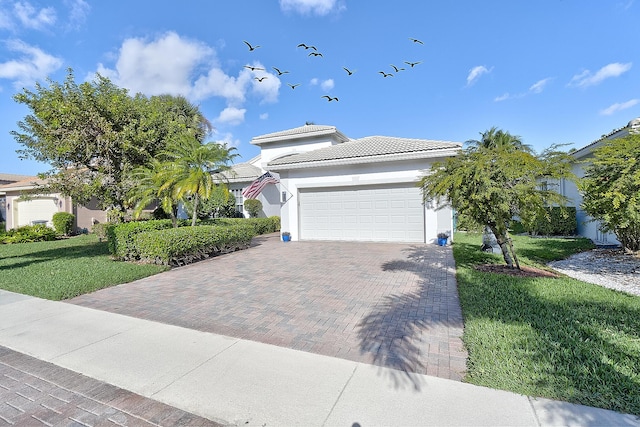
[
  {"x1": 299, "y1": 184, "x2": 425, "y2": 242},
  {"x1": 15, "y1": 197, "x2": 58, "y2": 227}
]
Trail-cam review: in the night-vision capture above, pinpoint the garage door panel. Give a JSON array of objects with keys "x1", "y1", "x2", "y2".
[{"x1": 299, "y1": 184, "x2": 425, "y2": 242}]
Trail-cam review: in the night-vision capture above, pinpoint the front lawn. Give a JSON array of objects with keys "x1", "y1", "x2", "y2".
[
  {"x1": 454, "y1": 232, "x2": 640, "y2": 415},
  {"x1": 0, "y1": 234, "x2": 167, "y2": 300}
]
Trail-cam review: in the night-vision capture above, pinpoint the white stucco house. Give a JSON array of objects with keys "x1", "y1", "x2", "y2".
[
  {"x1": 227, "y1": 124, "x2": 462, "y2": 243},
  {"x1": 560, "y1": 117, "x2": 640, "y2": 246}
]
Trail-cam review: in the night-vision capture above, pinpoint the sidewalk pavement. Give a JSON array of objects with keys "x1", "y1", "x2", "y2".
[{"x1": 0, "y1": 289, "x2": 637, "y2": 426}]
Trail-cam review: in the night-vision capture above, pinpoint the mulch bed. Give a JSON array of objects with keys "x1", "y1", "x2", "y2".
[{"x1": 475, "y1": 264, "x2": 559, "y2": 278}]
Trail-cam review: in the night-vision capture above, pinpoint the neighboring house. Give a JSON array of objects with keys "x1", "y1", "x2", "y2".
[
  {"x1": 235, "y1": 124, "x2": 462, "y2": 243},
  {"x1": 0, "y1": 177, "x2": 106, "y2": 232},
  {"x1": 0, "y1": 173, "x2": 34, "y2": 224},
  {"x1": 561, "y1": 117, "x2": 640, "y2": 246}
]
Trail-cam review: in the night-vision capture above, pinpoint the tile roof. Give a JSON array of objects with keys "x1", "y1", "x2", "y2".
[
  {"x1": 0, "y1": 176, "x2": 46, "y2": 191},
  {"x1": 267, "y1": 136, "x2": 461, "y2": 169},
  {"x1": 572, "y1": 117, "x2": 640, "y2": 159},
  {"x1": 251, "y1": 124, "x2": 348, "y2": 145},
  {"x1": 220, "y1": 162, "x2": 262, "y2": 183},
  {"x1": 0, "y1": 173, "x2": 35, "y2": 184}
]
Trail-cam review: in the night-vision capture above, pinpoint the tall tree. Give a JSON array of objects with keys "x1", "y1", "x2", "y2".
[
  {"x1": 127, "y1": 159, "x2": 182, "y2": 227},
  {"x1": 420, "y1": 128, "x2": 574, "y2": 268},
  {"x1": 162, "y1": 135, "x2": 238, "y2": 226},
  {"x1": 580, "y1": 134, "x2": 640, "y2": 253},
  {"x1": 11, "y1": 69, "x2": 208, "y2": 212}
]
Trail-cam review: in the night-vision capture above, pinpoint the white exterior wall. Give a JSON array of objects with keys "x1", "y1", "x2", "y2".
[{"x1": 278, "y1": 159, "x2": 453, "y2": 242}]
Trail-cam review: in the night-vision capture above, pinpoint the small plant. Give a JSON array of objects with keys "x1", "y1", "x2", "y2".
[
  {"x1": 52, "y1": 212, "x2": 75, "y2": 236},
  {"x1": 243, "y1": 198, "x2": 263, "y2": 218},
  {"x1": 282, "y1": 231, "x2": 290, "y2": 237},
  {"x1": 2, "y1": 224, "x2": 57, "y2": 244}
]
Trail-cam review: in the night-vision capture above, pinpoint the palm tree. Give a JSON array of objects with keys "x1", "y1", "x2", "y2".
[
  {"x1": 163, "y1": 135, "x2": 238, "y2": 226},
  {"x1": 466, "y1": 127, "x2": 531, "y2": 152},
  {"x1": 127, "y1": 159, "x2": 182, "y2": 227}
]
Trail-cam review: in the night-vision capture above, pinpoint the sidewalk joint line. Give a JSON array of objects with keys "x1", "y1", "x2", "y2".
[
  {"x1": 321, "y1": 363, "x2": 358, "y2": 427},
  {"x1": 527, "y1": 396, "x2": 543, "y2": 427}
]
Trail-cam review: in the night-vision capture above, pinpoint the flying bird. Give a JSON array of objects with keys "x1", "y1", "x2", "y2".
[
  {"x1": 378, "y1": 71, "x2": 394, "y2": 77},
  {"x1": 254, "y1": 76, "x2": 268, "y2": 82},
  {"x1": 321, "y1": 95, "x2": 339, "y2": 102},
  {"x1": 297, "y1": 43, "x2": 317, "y2": 51},
  {"x1": 343, "y1": 67, "x2": 354, "y2": 75},
  {"x1": 243, "y1": 40, "x2": 261, "y2": 51},
  {"x1": 390, "y1": 64, "x2": 405, "y2": 72},
  {"x1": 404, "y1": 61, "x2": 422, "y2": 68},
  {"x1": 409, "y1": 38, "x2": 424, "y2": 44},
  {"x1": 244, "y1": 65, "x2": 265, "y2": 71},
  {"x1": 287, "y1": 83, "x2": 301, "y2": 89},
  {"x1": 272, "y1": 67, "x2": 289, "y2": 75},
  {"x1": 308, "y1": 52, "x2": 323, "y2": 57}
]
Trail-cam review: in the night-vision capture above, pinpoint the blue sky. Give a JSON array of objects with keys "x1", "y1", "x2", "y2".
[{"x1": 1, "y1": 0, "x2": 639, "y2": 176}]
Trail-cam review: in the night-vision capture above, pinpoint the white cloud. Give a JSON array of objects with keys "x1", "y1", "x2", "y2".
[
  {"x1": 279, "y1": 0, "x2": 345, "y2": 16},
  {"x1": 259, "y1": 113, "x2": 269, "y2": 120},
  {"x1": 321, "y1": 78, "x2": 334, "y2": 91},
  {"x1": 569, "y1": 62, "x2": 632, "y2": 88},
  {"x1": 529, "y1": 78, "x2": 552, "y2": 94},
  {"x1": 0, "y1": 7, "x2": 13, "y2": 30},
  {"x1": 466, "y1": 65, "x2": 492, "y2": 86},
  {"x1": 214, "y1": 132, "x2": 241, "y2": 148},
  {"x1": 600, "y1": 99, "x2": 639, "y2": 116},
  {"x1": 494, "y1": 93, "x2": 511, "y2": 102},
  {"x1": 13, "y1": 1, "x2": 56, "y2": 30},
  {"x1": 0, "y1": 39, "x2": 62, "y2": 87},
  {"x1": 64, "y1": 0, "x2": 90, "y2": 29},
  {"x1": 310, "y1": 77, "x2": 319, "y2": 85},
  {"x1": 214, "y1": 107, "x2": 246, "y2": 126}
]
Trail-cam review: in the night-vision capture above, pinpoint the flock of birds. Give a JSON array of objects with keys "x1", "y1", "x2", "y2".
[{"x1": 242, "y1": 38, "x2": 424, "y2": 102}]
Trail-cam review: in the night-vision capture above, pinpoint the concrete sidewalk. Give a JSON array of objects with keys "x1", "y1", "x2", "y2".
[{"x1": 0, "y1": 290, "x2": 637, "y2": 426}]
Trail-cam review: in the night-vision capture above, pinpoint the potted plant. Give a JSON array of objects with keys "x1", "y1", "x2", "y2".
[
  {"x1": 437, "y1": 232, "x2": 448, "y2": 246},
  {"x1": 282, "y1": 231, "x2": 291, "y2": 242}
]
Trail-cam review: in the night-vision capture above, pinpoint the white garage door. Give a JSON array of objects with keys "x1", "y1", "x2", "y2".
[
  {"x1": 299, "y1": 184, "x2": 425, "y2": 242},
  {"x1": 15, "y1": 197, "x2": 58, "y2": 227}
]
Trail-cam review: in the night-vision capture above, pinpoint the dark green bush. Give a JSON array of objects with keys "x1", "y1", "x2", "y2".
[
  {"x1": 52, "y1": 212, "x2": 75, "y2": 235},
  {"x1": 134, "y1": 224, "x2": 256, "y2": 266},
  {"x1": 201, "y1": 216, "x2": 280, "y2": 235},
  {"x1": 1, "y1": 224, "x2": 58, "y2": 244},
  {"x1": 524, "y1": 207, "x2": 577, "y2": 236},
  {"x1": 107, "y1": 219, "x2": 173, "y2": 260},
  {"x1": 243, "y1": 199, "x2": 263, "y2": 218},
  {"x1": 92, "y1": 222, "x2": 114, "y2": 241},
  {"x1": 0, "y1": 222, "x2": 6, "y2": 235}
]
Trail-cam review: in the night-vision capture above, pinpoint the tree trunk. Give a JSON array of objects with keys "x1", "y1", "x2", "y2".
[
  {"x1": 191, "y1": 193, "x2": 199, "y2": 226},
  {"x1": 488, "y1": 225, "x2": 515, "y2": 268}
]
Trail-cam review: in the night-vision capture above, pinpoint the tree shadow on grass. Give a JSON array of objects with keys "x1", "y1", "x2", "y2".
[
  {"x1": 458, "y1": 267, "x2": 640, "y2": 416},
  {"x1": 0, "y1": 239, "x2": 109, "y2": 271},
  {"x1": 357, "y1": 245, "x2": 466, "y2": 391}
]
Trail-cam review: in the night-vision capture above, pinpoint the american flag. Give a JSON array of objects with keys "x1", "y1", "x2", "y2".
[{"x1": 242, "y1": 171, "x2": 279, "y2": 199}]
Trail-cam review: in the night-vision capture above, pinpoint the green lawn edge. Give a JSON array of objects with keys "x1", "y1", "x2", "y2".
[{"x1": 453, "y1": 232, "x2": 640, "y2": 416}]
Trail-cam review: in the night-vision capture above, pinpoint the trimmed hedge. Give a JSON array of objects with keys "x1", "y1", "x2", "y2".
[
  {"x1": 134, "y1": 224, "x2": 256, "y2": 266},
  {"x1": 201, "y1": 216, "x2": 280, "y2": 235},
  {"x1": 107, "y1": 219, "x2": 174, "y2": 260},
  {"x1": 526, "y1": 207, "x2": 577, "y2": 236},
  {"x1": 52, "y1": 212, "x2": 75, "y2": 236}
]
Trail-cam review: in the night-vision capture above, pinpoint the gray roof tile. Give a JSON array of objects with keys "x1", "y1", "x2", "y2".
[
  {"x1": 267, "y1": 135, "x2": 461, "y2": 167},
  {"x1": 221, "y1": 163, "x2": 262, "y2": 183},
  {"x1": 251, "y1": 124, "x2": 348, "y2": 144}
]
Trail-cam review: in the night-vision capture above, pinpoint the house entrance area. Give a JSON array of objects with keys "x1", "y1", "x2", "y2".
[{"x1": 298, "y1": 183, "x2": 425, "y2": 243}]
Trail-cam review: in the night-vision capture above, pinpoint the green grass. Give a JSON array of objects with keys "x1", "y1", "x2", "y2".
[
  {"x1": 0, "y1": 234, "x2": 167, "y2": 300},
  {"x1": 454, "y1": 232, "x2": 640, "y2": 415}
]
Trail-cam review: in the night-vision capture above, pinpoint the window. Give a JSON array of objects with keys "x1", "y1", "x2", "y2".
[{"x1": 230, "y1": 188, "x2": 244, "y2": 214}]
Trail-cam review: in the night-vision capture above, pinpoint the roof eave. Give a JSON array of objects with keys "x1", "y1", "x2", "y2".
[
  {"x1": 251, "y1": 128, "x2": 349, "y2": 145},
  {"x1": 266, "y1": 148, "x2": 460, "y2": 171}
]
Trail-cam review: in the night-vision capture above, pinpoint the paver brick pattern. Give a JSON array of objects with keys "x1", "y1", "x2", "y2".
[
  {"x1": 0, "y1": 345, "x2": 221, "y2": 426},
  {"x1": 69, "y1": 234, "x2": 468, "y2": 381}
]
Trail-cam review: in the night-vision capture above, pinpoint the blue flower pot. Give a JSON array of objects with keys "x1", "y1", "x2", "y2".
[
  {"x1": 282, "y1": 234, "x2": 291, "y2": 242},
  {"x1": 437, "y1": 237, "x2": 448, "y2": 246}
]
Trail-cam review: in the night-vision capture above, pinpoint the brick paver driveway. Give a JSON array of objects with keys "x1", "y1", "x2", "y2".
[{"x1": 69, "y1": 234, "x2": 467, "y2": 381}]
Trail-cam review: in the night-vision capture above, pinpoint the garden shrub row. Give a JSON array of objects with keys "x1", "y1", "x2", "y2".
[
  {"x1": 1, "y1": 224, "x2": 58, "y2": 244},
  {"x1": 201, "y1": 216, "x2": 280, "y2": 235},
  {"x1": 134, "y1": 224, "x2": 256, "y2": 266},
  {"x1": 525, "y1": 206, "x2": 577, "y2": 236},
  {"x1": 106, "y1": 219, "x2": 174, "y2": 260}
]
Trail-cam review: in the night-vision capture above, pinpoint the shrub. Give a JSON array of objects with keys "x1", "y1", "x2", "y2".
[
  {"x1": 92, "y1": 222, "x2": 114, "y2": 241},
  {"x1": 0, "y1": 222, "x2": 5, "y2": 235},
  {"x1": 243, "y1": 199, "x2": 262, "y2": 218},
  {"x1": 134, "y1": 224, "x2": 256, "y2": 266},
  {"x1": 201, "y1": 216, "x2": 280, "y2": 235},
  {"x1": 107, "y1": 219, "x2": 173, "y2": 260},
  {"x1": 1, "y1": 224, "x2": 57, "y2": 244},
  {"x1": 523, "y1": 207, "x2": 577, "y2": 236},
  {"x1": 52, "y1": 212, "x2": 75, "y2": 236}
]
